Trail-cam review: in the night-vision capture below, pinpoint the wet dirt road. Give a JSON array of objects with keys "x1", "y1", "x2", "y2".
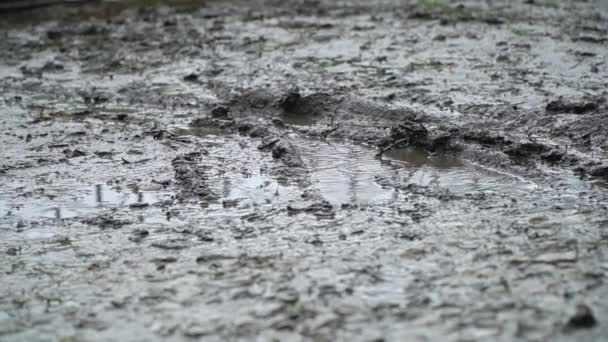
[{"x1": 1, "y1": 0, "x2": 608, "y2": 341}]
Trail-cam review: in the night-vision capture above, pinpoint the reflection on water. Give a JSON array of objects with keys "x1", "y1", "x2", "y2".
[
  {"x1": 91, "y1": 184, "x2": 147, "y2": 207},
  {"x1": 300, "y1": 141, "x2": 397, "y2": 204},
  {"x1": 195, "y1": 135, "x2": 539, "y2": 207},
  {"x1": 210, "y1": 171, "x2": 298, "y2": 208},
  {"x1": 297, "y1": 139, "x2": 535, "y2": 205},
  {"x1": 0, "y1": 184, "x2": 164, "y2": 221}
]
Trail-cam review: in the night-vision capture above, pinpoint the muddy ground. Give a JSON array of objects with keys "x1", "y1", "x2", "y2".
[{"x1": 1, "y1": 0, "x2": 608, "y2": 341}]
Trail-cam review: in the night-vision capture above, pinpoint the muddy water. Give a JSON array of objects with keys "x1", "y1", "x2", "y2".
[
  {"x1": 168, "y1": 126, "x2": 538, "y2": 205},
  {"x1": 0, "y1": 128, "x2": 585, "y2": 222},
  {"x1": 295, "y1": 137, "x2": 537, "y2": 204},
  {"x1": 1, "y1": 185, "x2": 160, "y2": 219}
]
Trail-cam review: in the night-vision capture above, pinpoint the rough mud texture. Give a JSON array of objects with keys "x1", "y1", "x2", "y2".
[{"x1": 1, "y1": 0, "x2": 608, "y2": 341}]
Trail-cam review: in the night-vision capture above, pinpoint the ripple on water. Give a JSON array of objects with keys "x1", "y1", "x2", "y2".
[
  {"x1": 0, "y1": 184, "x2": 170, "y2": 222},
  {"x1": 296, "y1": 139, "x2": 537, "y2": 205}
]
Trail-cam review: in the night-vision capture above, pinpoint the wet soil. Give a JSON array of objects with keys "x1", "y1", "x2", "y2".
[{"x1": 1, "y1": 0, "x2": 608, "y2": 341}]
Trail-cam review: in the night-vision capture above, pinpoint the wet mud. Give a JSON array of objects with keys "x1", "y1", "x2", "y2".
[{"x1": 1, "y1": 0, "x2": 608, "y2": 341}]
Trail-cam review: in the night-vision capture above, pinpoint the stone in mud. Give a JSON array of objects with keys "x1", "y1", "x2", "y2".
[
  {"x1": 279, "y1": 89, "x2": 302, "y2": 112},
  {"x1": 272, "y1": 118, "x2": 286, "y2": 127},
  {"x1": 183, "y1": 73, "x2": 199, "y2": 82},
  {"x1": 546, "y1": 99, "x2": 598, "y2": 114},
  {"x1": 564, "y1": 304, "x2": 597, "y2": 331},
  {"x1": 210, "y1": 106, "x2": 230, "y2": 119},
  {"x1": 270, "y1": 139, "x2": 304, "y2": 168},
  {"x1": 237, "y1": 120, "x2": 255, "y2": 133},
  {"x1": 378, "y1": 121, "x2": 457, "y2": 154},
  {"x1": 428, "y1": 130, "x2": 452, "y2": 151},
  {"x1": 115, "y1": 113, "x2": 128, "y2": 121},
  {"x1": 378, "y1": 120, "x2": 433, "y2": 152},
  {"x1": 41, "y1": 61, "x2": 64, "y2": 72},
  {"x1": 278, "y1": 89, "x2": 335, "y2": 116}
]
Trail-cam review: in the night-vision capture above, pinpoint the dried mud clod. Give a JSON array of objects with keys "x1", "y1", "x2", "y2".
[
  {"x1": 258, "y1": 136, "x2": 304, "y2": 168},
  {"x1": 278, "y1": 89, "x2": 338, "y2": 117},
  {"x1": 209, "y1": 105, "x2": 230, "y2": 119},
  {"x1": 278, "y1": 89, "x2": 302, "y2": 113},
  {"x1": 190, "y1": 106, "x2": 235, "y2": 130},
  {"x1": 377, "y1": 120, "x2": 454, "y2": 156}
]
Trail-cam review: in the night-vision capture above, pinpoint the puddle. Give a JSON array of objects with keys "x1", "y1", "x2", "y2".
[
  {"x1": 218, "y1": 174, "x2": 296, "y2": 202},
  {"x1": 186, "y1": 134, "x2": 304, "y2": 208},
  {"x1": 169, "y1": 129, "x2": 539, "y2": 206},
  {"x1": 299, "y1": 141, "x2": 399, "y2": 204},
  {"x1": 0, "y1": 184, "x2": 170, "y2": 221},
  {"x1": 295, "y1": 138, "x2": 536, "y2": 205}
]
